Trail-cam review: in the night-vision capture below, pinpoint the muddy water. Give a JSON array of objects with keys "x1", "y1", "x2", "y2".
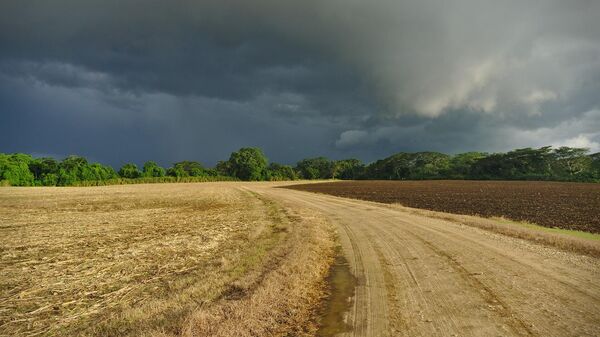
[{"x1": 317, "y1": 253, "x2": 357, "y2": 337}]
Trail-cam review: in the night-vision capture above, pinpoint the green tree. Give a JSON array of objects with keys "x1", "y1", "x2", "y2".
[
  {"x1": 224, "y1": 147, "x2": 268, "y2": 181},
  {"x1": 590, "y1": 153, "x2": 600, "y2": 179},
  {"x1": 552, "y1": 147, "x2": 592, "y2": 179},
  {"x1": 42, "y1": 173, "x2": 59, "y2": 186},
  {"x1": 215, "y1": 160, "x2": 231, "y2": 176},
  {"x1": 365, "y1": 152, "x2": 451, "y2": 180},
  {"x1": 365, "y1": 153, "x2": 414, "y2": 180},
  {"x1": 57, "y1": 155, "x2": 88, "y2": 185},
  {"x1": 334, "y1": 159, "x2": 365, "y2": 179},
  {"x1": 118, "y1": 163, "x2": 141, "y2": 179},
  {"x1": 60, "y1": 155, "x2": 88, "y2": 171},
  {"x1": 410, "y1": 152, "x2": 451, "y2": 179},
  {"x1": 471, "y1": 147, "x2": 553, "y2": 180},
  {"x1": 448, "y1": 152, "x2": 487, "y2": 178},
  {"x1": 167, "y1": 161, "x2": 206, "y2": 177},
  {"x1": 0, "y1": 153, "x2": 35, "y2": 186},
  {"x1": 267, "y1": 163, "x2": 297, "y2": 181},
  {"x1": 177, "y1": 161, "x2": 204, "y2": 176},
  {"x1": 89, "y1": 163, "x2": 117, "y2": 180},
  {"x1": 53, "y1": 155, "x2": 116, "y2": 185},
  {"x1": 142, "y1": 161, "x2": 166, "y2": 177},
  {"x1": 29, "y1": 157, "x2": 59, "y2": 184},
  {"x1": 295, "y1": 157, "x2": 333, "y2": 179},
  {"x1": 166, "y1": 166, "x2": 186, "y2": 177}
]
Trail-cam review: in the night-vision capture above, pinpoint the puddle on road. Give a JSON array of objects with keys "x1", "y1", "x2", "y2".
[{"x1": 317, "y1": 252, "x2": 357, "y2": 337}]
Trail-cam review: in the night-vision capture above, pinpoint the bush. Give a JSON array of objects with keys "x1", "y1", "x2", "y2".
[
  {"x1": 267, "y1": 163, "x2": 297, "y2": 181},
  {"x1": 119, "y1": 163, "x2": 141, "y2": 179},
  {"x1": 0, "y1": 153, "x2": 35, "y2": 186},
  {"x1": 142, "y1": 161, "x2": 166, "y2": 177},
  {"x1": 167, "y1": 161, "x2": 207, "y2": 177},
  {"x1": 295, "y1": 157, "x2": 333, "y2": 179}
]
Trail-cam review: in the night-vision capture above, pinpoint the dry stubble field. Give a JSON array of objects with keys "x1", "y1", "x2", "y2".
[{"x1": 0, "y1": 183, "x2": 335, "y2": 337}]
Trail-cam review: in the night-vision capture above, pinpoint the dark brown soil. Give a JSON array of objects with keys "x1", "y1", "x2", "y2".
[{"x1": 284, "y1": 180, "x2": 600, "y2": 233}]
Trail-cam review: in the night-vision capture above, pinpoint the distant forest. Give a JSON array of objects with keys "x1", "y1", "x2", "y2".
[{"x1": 1, "y1": 146, "x2": 599, "y2": 186}]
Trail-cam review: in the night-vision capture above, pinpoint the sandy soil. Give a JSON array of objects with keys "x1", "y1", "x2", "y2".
[{"x1": 256, "y1": 184, "x2": 600, "y2": 337}]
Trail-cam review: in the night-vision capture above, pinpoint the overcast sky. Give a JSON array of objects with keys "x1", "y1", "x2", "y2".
[{"x1": 1, "y1": 0, "x2": 599, "y2": 167}]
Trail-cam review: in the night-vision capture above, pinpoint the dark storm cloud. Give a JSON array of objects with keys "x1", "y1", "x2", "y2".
[
  {"x1": 0, "y1": 0, "x2": 375, "y2": 105},
  {"x1": 1, "y1": 0, "x2": 599, "y2": 167}
]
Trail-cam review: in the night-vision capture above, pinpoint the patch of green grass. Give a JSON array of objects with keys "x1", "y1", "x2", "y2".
[{"x1": 491, "y1": 217, "x2": 600, "y2": 241}]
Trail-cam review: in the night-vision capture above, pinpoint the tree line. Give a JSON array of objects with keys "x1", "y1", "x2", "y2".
[{"x1": 1, "y1": 146, "x2": 599, "y2": 186}]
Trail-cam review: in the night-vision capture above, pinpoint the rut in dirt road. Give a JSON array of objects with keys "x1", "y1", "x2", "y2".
[{"x1": 252, "y1": 186, "x2": 600, "y2": 337}]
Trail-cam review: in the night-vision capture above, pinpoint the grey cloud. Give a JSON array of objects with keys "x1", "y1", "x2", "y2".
[
  {"x1": 1, "y1": 0, "x2": 599, "y2": 165},
  {"x1": 4, "y1": 0, "x2": 599, "y2": 118}
]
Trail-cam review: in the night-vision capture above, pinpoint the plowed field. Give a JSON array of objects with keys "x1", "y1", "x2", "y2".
[{"x1": 285, "y1": 180, "x2": 600, "y2": 233}]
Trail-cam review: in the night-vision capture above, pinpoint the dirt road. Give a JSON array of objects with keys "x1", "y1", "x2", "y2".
[{"x1": 250, "y1": 184, "x2": 600, "y2": 337}]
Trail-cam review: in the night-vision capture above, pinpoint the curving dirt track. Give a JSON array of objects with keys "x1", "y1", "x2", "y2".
[{"x1": 250, "y1": 184, "x2": 600, "y2": 337}]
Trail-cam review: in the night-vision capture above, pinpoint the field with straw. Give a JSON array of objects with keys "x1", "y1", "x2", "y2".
[{"x1": 0, "y1": 183, "x2": 335, "y2": 337}]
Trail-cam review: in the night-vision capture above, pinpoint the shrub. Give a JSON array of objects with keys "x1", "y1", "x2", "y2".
[
  {"x1": 142, "y1": 161, "x2": 166, "y2": 177},
  {"x1": 119, "y1": 163, "x2": 141, "y2": 179}
]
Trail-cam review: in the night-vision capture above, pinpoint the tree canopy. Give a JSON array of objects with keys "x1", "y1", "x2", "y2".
[
  {"x1": 1, "y1": 146, "x2": 598, "y2": 186},
  {"x1": 142, "y1": 161, "x2": 166, "y2": 177},
  {"x1": 266, "y1": 163, "x2": 297, "y2": 181},
  {"x1": 118, "y1": 163, "x2": 141, "y2": 179},
  {"x1": 221, "y1": 147, "x2": 268, "y2": 181},
  {"x1": 296, "y1": 157, "x2": 333, "y2": 179}
]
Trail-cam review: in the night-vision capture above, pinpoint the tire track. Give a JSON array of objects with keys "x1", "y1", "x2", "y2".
[{"x1": 256, "y1": 186, "x2": 600, "y2": 337}]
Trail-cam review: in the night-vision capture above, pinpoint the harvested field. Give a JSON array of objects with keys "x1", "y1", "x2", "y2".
[
  {"x1": 0, "y1": 183, "x2": 335, "y2": 337},
  {"x1": 285, "y1": 180, "x2": 600, "y2": 233}
]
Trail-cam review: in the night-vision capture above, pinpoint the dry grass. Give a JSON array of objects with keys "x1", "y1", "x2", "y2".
[
  {"x1": 174, "y1": 189, "x2": 336, "y2": 337},
  {"x1": 0, "y1": 183, "x2": 335, "y2": 337}
]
